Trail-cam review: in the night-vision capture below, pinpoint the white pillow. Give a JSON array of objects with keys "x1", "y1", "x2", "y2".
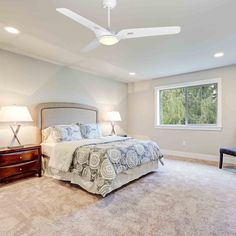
[{"x1": 42, "y1": 127, "x2": 60, "y2": 143}]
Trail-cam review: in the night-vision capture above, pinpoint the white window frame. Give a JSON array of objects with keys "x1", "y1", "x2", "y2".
[{"x1": 155, "y1": 78, "x2": 222, "y2": 131}]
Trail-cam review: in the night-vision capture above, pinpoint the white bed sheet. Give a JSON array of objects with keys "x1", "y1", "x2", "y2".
[{"x1": 41, "y1": 142, "x2": 57, "y2": 158}]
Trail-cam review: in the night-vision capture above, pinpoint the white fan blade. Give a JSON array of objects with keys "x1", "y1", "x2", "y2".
[
  {"x1": 81, "y1": 39, "x2": 100, "y2": 53},
  {"x1": 117, "y1": 26, "x2": 181, "y2": 39},
  {"x1": 56, "y1": 8, "x2": 109, "y2": 35}
]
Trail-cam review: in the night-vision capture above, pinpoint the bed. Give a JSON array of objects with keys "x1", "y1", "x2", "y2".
[{"x1": 38, "y1": 102, "x2": 164, "y2": 197}]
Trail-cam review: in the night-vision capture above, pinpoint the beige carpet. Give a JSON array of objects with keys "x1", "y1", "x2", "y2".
[{"x1": 0, "y1": 159, "x2": 236, "y2": 236}]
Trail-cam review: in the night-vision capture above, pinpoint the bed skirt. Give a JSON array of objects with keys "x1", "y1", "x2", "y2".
[{"x1": 42, "y1": 156, "x2": 158, "y2": 196}]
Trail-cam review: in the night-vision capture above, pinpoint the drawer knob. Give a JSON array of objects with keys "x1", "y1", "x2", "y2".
[
  {"x1": 20, "y1": 168, "x2": 22, "y2": 171},
  {"x1": 19, "y1": 156, "x2": 22, "y2": 159}
]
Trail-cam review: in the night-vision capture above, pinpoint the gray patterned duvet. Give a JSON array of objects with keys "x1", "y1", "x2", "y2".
[{"x1": 70, "y1": 138, "x2": 163, "y2": 196}]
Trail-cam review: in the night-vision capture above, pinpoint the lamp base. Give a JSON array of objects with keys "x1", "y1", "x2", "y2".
[
  {"x1": 111, "y1": 122, "x2": 116, "y2": 136},
  {"x1": 9, "y1": 124, "x2": 23, "y2": 148}
]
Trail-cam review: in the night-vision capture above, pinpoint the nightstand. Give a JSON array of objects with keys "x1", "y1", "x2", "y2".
[{"x1": 0, "y1": 145, "x2": 41, "y2": 182}]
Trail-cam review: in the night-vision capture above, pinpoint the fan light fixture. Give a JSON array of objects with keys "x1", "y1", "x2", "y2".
[
  {"x1": 129, "y1": 72, "x2": 136, "y2": 76},
  {"x1": 99, "y1": 35, "x2": 119, "y2": 46}
]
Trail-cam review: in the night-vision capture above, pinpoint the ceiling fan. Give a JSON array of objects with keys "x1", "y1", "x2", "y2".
[{"x1": 56, "y1": 0, "x2": 181, "y2": 52}]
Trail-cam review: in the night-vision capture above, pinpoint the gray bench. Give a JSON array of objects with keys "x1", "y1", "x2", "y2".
[{"x1": 219, "y1": 147, "x2": 236, "y2": 169}]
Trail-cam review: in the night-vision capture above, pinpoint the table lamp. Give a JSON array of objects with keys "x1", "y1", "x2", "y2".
[
  {"x1": 106, "y1": 111, "x2": 121, "y2": 135},
  {"x1": 0, "y1": 106, "x2": 33, "y2": 148}
]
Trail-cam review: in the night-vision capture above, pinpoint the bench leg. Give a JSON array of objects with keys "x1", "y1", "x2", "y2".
[{"x1": 219, "y1": 152, "x2": 223, "y2": 169}]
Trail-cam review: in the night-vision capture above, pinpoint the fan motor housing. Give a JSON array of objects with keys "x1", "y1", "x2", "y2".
[{"x1": 103, "y1": 0, "x2": 117, "y2": 9}]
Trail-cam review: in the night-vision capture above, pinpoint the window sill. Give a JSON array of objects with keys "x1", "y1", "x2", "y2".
[{"x1": 155, "y1": 125, "x2": 222, "y2": 131}]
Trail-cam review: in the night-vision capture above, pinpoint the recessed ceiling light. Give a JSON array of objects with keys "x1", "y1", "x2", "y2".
[
  {"x1": 214, "y1": 52, "x2": 224, "y2": 58},
  {"x1": 4, "y1": 26, "x2": 20, "y2": 34},
  {"x1": 129, "y1": 72, "x2": 136, "y2": 76}
]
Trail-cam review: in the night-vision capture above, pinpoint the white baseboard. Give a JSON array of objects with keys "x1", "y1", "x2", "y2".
[{"x1": 162, "y1": 149, "x2": 236, "y2": 165}]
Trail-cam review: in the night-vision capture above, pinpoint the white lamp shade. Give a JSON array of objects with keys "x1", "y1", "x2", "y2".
[
  {"x1": 106, "y1": 111, "x2": 122, "y2": 121},
  {"x1": 0, "y1": 106, "x2": 33, "y2": 123}
]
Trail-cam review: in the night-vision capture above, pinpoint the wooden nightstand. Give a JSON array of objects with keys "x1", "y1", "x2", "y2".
[{"x1": 0, "y1": 145, "x2": 41, "y2": 182}]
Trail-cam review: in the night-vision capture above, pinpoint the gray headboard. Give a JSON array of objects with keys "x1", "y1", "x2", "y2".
[{"x1": 37, "y1": 102, "x2": 98, "y2": 129}]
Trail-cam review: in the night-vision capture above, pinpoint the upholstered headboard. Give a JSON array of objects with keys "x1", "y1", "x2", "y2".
[{"x1": 37, "y1": 102, "x2": 98, "y2": 130}]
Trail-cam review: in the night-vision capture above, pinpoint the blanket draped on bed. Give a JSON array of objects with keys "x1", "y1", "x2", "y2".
[
  {"x1": 71, "y1": 138, "x2": 163, "y2": 196},
  {"x1": 48, "y1": 136, "x2": 127, "y2": 171}
]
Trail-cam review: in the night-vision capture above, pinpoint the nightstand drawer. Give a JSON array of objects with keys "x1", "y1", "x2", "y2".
[
  {"x1": 0, "y1": 161, "x2": 39, "y2": 179},
  {"x1": 0, "y1": 150, "x2": 39, "y2": 166}
]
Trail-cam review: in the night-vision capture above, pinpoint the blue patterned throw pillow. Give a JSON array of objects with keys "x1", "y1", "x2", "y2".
[
  {"x1": 54, "y1": 124, "x2": 83, "y2": 141},
  {"x1": 80, "y1": 123, "x2": 102, "y2": 139}
]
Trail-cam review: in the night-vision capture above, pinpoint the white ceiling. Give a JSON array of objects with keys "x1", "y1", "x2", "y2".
[{"x1": 0, "y1": 0, "x2": 236, "y2": 82}]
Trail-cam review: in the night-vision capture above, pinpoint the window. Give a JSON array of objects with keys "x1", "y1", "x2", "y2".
[{"x1": 155, "y1": 78, "x2": 222, "y2": 130}]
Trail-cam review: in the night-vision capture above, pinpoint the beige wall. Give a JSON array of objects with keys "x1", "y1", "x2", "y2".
[
  {"x1": 128, "y1": 65, "x2": 236, "y2": 157},
  {"x1": 0, "y1": 49, "x2": 128, "y2": 146},
  {"x1": 1, "y1": 47, "x2": 236, "y2": 161}
]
